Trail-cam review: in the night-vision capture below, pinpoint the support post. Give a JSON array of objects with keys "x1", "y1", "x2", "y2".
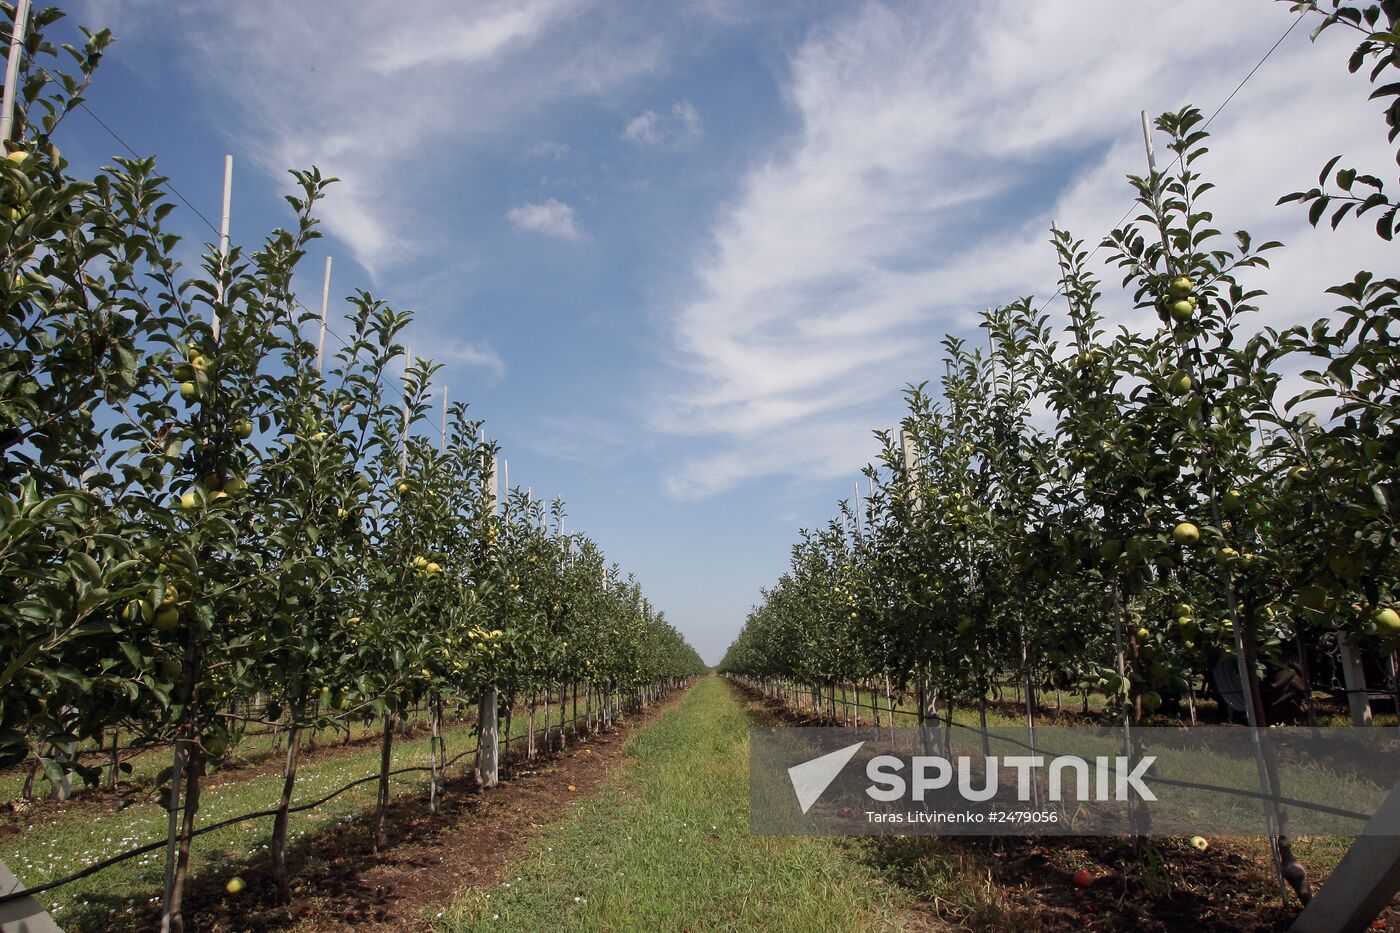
[
  {"x1": 0, "y1": 0, "x2": 31, "y2": 145},
  {"x1": 1338, "y1": 634, "x2": 1373, "y2": 727}
]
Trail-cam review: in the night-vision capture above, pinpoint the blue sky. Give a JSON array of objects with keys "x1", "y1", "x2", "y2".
[{"x1": 55, "y1": 1, "x2": 1393, "y2": 663}]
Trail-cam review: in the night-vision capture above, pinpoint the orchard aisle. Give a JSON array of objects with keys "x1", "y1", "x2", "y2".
[{"x1": 437, "y1": 675, "x2": 916, "y2": 932}]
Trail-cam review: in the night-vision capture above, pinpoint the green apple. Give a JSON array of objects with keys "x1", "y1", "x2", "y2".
[
  {"x1": 190, "y1": 355, "x2": 210, "y2": 373},
  {"x1": 1169, "y1": 299, "x2": 1194, "y2": 322},
  {"x1": 226, "y1": 876, "x2": 246, "y2": 895},
  {"x1": 1135, "y1": 627, "x2": 1151, "y2": 641},
  {"x1": 1172, "y1": 522, "x2": 1201, "y2": 546},
  {"x1": 173, "y1": 362, "x2": 195, "y2": 381},
  {"x1": 1141, "y1": 691, "x2": 1162, "y2": 713},
  {"x1": 957, "y1": 615, "x2": 974, "y2": 635},
  {"x1": 1220, "y1": 490, "x2": 1244, "y2": 514},
  {"x1": 1173, "y1": 603, "x2": 1193, "y2": 619},
  {"x1": 1168, "y1": 371, "x2": 1193, "y2": 396},
  {"x1": 179, "y1": 492, "x2": 199, "y2": 511},
  {"x1": 204, "y1": 733, "x2": 228, "y2": 757},
  {"x1": 1374, "y1": 607, "x2": 1400, "y2": 640},
  {"x1": 153, "y1": 606, "x2": 181, "y2": 632},
  {"x1": 179, "y1": 382, "x2": 198, "y2": 402},
  {"x1": 234, "y1": 420, "x2": 254, "y2": 439},
  {"x1": 1168, "y1": 275, "x2": 1194, "y2": 298},
  {"x1": 1190, "y1": 835, "x2": 1208, "y2": 852}
]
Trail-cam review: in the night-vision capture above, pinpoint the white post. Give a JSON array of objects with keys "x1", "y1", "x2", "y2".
[
  {"x1": 440, "y1": 386, "x2": 448, "y2": 454},
  {"x1": 1338, "y1": 634, "x2": 1373, "y2": 727},
  {"x1": 1140, "y1": 110, "x2": 1158, "y2": 173},
  {"x1": 399, "y1": 343, "x2": 412, "y2": 473},
  {"x1": 316, "y1": 256, "x2": 332, "y2": 374},
  {"x1": 477, "y1": 451, "x2": 500, "y2": 787},
  {"x1": 0, "y1": 0, "x2": 31, "y2": 145},
  {"x1": 213, "y1": 154, "x2": 232, "y2": 336}
]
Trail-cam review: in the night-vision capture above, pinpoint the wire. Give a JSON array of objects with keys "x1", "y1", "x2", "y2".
[
  {"x1": 41, "y1": 83, "x2": 449, "y2": 443},
  {"x1": 1033, "y1": 9, "x2": 1307, "y2": 317}
]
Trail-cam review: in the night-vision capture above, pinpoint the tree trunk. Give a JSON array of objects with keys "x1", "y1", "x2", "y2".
[
  {"x1": 373, "y1": 716, "x2": 394, "y2": 853},
  {"x1": 271, "y1": 721, "x2": 302, "y2": 904},
  {"x1": 167, "y1": 747, "x2": 204, "y2": 933}
]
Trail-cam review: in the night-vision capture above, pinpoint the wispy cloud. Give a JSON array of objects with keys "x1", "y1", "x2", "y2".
[
  {"x1": 81, "y1": 0, "x2": 678, "y2": 277},
  {"x1": 659, "y1": 0, "x2": 1388, "y2": 500},
  {"x1": 506, "y1": 198, "x2": 584, "y2": 239},
  {"x1": 623, "y1": 99, "x2": 704, "y2": 149},
  {"x1": 432, "y1": 338, "x2": 508, "y2": 380},
  {"x1": 523, "y1": 140, "x2": 571, "y2": 159}
]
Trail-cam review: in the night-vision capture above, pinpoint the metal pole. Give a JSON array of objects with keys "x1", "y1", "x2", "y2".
[
  {"x1": 213, "y1": 155, "x2": 232, "y2": 336},
  {"x1": 0, "y1": 0, "x2": 31, "y2": 145},
  {"x1": 316, "y1": 256, "x2": 332, "y2": 374}
]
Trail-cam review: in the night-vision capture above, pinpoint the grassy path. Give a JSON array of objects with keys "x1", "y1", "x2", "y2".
[{"x1": 438, "y1": 675, "x2": 913, "y2": 932}]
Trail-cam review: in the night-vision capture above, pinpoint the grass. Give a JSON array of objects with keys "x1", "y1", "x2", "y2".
[
  {"x1": 0, "y1": 696, "x2": 600, "y2": 931},
  {"x1": 438, "y1": 676, "x2": 913, "y2": 932}
]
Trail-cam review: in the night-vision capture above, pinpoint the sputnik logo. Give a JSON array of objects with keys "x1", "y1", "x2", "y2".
[{"x1": 788, "y1": 741, "x2": 864, "y2": 814}]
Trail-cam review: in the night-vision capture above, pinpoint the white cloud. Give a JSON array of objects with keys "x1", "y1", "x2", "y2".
[
  {"x1": 431, "y1": 338, "x2": 508, "y2": 380},
  {"x1": 623, "y1": 99, "x2": 704, "y2": 149},
  {"x1": 79, "y1": 0, "x2": 679, "y2": 277},
  {"x1": 659, "y1": 0, "x2": 1391, "y2": 500},
  {"x1": 523, "y1": 140, "x2": 571, "y2": 159},
  {"x1": 506, "y1": 198, "x2": 584, "y2": 239}
]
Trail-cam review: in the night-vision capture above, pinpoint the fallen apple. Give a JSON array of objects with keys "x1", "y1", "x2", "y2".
[
  {"x1": 225, "y1": 877, "x2": 245, "y2": 895},
  {"x1": 1073, "y1": 868, "x2": 1092, "y2": 888},
  {"x1": 1190, "y1": 835, "x2": 1209, "y2": 852}
]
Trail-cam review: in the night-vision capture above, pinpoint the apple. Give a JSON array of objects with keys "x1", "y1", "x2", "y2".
[
  {"x1": 211, "y1": 490, "x2": 229, "y2": 502},
  {"x1": 179, "y1": 382, "x2": 198, "y2": 402},
  {"x1": 425, "y1": 561, "x2": 442, "y2": 574},
  {"x1": 1171, "y1": 522, "x2": 1200, "y2": 546},
  {"x1": 1374, "y1": 607, "x2": 1400, "y2": 640},
  {"x1": 153, "y1": 606, "x2": 181, "y2": 632},
  {"x1": 225, "y1": 876, "x2": 245, "y2": 895},
  {"x1": 205, "y1": 733, "x2": 229, "y2": 757},
  {"x1": 1289, "y1": 466, "x2": 1311, "y2": 482},
  {"x1": 179, "y1": 492, "x2": 199, "y2": 511},
  {"x1": 1169, "y1": 299, "x2": 1194, "y2": 322},
  {"x1": 158, "y1": 658, "x2": 182, "y2": 680},
  {"x1": 224, "y1": 476, "x2": 247, "y2": 495},
  {"x1": 396, "y1": 482, "x2": 410, "y2": 494},
  {"x1": 310, "y1": 431, "x2": 328, "y2": 443},
  {"x1": 1190, "y1": 835, "x2": 1209, "y2": 852},
  {"x1": 957, "y1": 615, "x2": 974, "y2": 635},
  {"x1": 5, "y1": 150, "x2": 28, "y2": 166},
  {"x1": 190, "y1": 355, "x2": 210, "y2": 373},
  {"x1": 1100, "y1": 540, "x2": 1122, "y2": 561},
  {"x1": 234, "y1": 420, "x2": 254, "y2": 439},
  {"x1": 1135, "y1": 627, "x2": 1150, "y2": 641},
  {"x1": 1141, "y1": 691, "x2": 1162, "y2": 713},
  {"x1": 173, "y1": 362, "x2": 195, "y2": 381},
  {"x1": 1073, "y1": 868, "x2": 1092, "y2": 888},
  {"x1": 1217, "y1": 547, "x2": 1240, "y2": 566},
  {"x1": 1173, "y1": 603, "x2": 1193, "y2": 619},
  {"x1": 1220, "y1": 490, "x2": 1244, "y2": 514},
  {"x1": 1168, "y1": 371, "x2": 1193, "y2": 396},
  {"x1": 1168, "y1": 275, "x2": 1194, "y2": 298}
]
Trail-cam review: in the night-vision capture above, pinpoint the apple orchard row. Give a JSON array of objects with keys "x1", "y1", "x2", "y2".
[{"x1": 0, "y1": 9, "x2": 704, "y2": 925}]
